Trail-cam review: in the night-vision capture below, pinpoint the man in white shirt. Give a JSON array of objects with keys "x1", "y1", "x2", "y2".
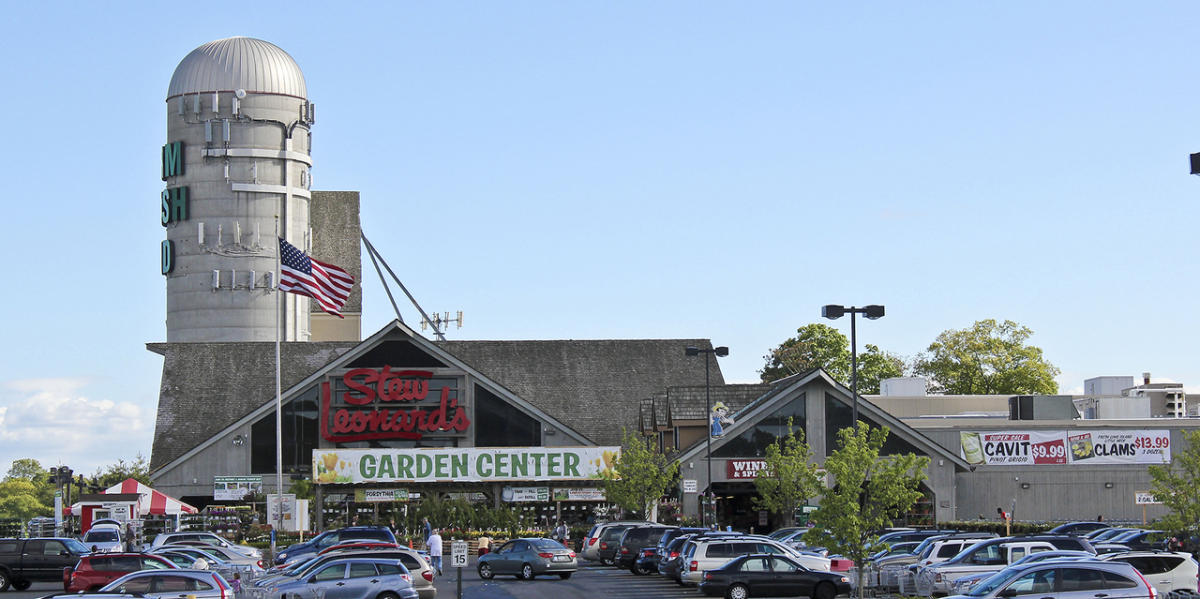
[{"x1": 427, "y1": 529, "x2": 443, "y2": 576}]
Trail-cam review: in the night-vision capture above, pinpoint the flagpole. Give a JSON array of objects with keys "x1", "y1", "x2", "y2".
[{"x1": 273, "y1": 215, "x2": 283, "y2": 560}]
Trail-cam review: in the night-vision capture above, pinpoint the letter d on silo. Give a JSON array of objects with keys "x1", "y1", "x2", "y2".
[{"x1": 161, "y1": 239, "x2": 174, "y2": 275}]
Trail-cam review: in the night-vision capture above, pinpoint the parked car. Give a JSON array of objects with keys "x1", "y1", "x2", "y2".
[
  {"x1": 872, "y1": 532, "x2": 997, "y2": 592},
  {"x1": 596, "y1": 524, "x2": 641, "y2": 566},
  {"x1": 250, "y1": 548, "x2": 434, "y2": 599},
  {"x1": 916, "y1": 536, "x2": 1094, "y2": 597},
  {"x1": 476, "y1": 538, "x2": 577, "y2": 580},
  {"x1": 943, "y1": 559, "x2": 1155, "y2": 599},
  {"x1": 80, "y1": 525, "x2": 126, "y2": 554},
  {"x1": 64, "y1": 552, "x2": 177, "y2": 592},
  {"x1": 273, "y1": 526, "x2": 396, "y2": 566},
  {"x1": 947, "y1": 550, "x2": 1096, "y2": 595},
  {"x1": 148, "y1": 547, "x2": 241, "y2": 581},
  {"x1": 264, "y1": 557, "x2": 417, "y2": 599},
  {"x1": 615, "y1": 525, "x2": 675, "y2": 572},
  {"x1": 0, "y1": 536, "x2": 91, "y2": 591},
  {"x1": 150, "y1": 532, "x2": 261, "y2": 561},
  {"x1": 162, "y1": 542, "x2": 266, "y2": 572},
  {"x1": 657, "y1": 534, "x2": 695, "y2": 584},
  {"x1": 1101, "y1": 550, "x2": 1200, "y2": 595},
  {"x1": 680, "y1": 534, "x2": 831, "y2": 586},
  {"x1": 101, "y1": 569, "x2": 233, "y2": 599},
  {"x1": 1093, "y1": 543, "x2": 1134, "y2": 554},
  {"x1": 1109, "y1": 530, "x2": 1169, "y2": 552},
  {"x1": 579, "y1": 521, "x2": 653, "y2": 562},
  {"x1": 1049, "y1": 522, "x2": 1112, "y2": 536},
  {"x1": 698, "y1": 553, "x2": 850, "y2": 599},
  {"x1": 1088, "y1": 528, "x2": 1141, "y2": 542}
]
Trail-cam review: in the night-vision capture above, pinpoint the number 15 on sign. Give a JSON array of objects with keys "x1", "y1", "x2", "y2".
[{"x1": 451, "y1": 540, "x2": 469, "y2": 568}]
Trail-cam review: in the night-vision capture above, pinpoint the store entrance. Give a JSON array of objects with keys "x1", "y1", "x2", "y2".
[{"x1": 712, "y1": 482, "x2": 778, "y2": 535}]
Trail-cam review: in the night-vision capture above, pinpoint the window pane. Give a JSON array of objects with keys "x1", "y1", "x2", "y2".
[
  {"x1": 713, "y1": 395, "x2": 806, "y2": 458},
  {"x1": 315, "y1": 565, "x2": 346, "y2": 581},
  {"x1": 824, "y1": 395, "x2": 922, "y2": 456},
  {"x1": 474, "y1": 385, "x2": 541, "y2": 447},
  {"x1": 741, "y1": 557, "x2": 769, "y2": 572},
  {"x1": 348, "y1": 563, "x2": 378, "y2": 578}
]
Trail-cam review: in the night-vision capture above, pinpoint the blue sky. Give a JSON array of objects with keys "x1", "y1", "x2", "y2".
[{"x1": 1, "y1": 2, "x2": 1198, "y2": 475}]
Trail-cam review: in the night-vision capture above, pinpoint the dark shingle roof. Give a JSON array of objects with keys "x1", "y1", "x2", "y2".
[
  {"x1": 435, "y1": 339, "x2": 723, "y2": 447},
  {"x1": 668, "y1": 383, "x2": 773, "y2": 423},
  {"x1": 148, "y1": 341, "x2": 356, "y2": 470}
]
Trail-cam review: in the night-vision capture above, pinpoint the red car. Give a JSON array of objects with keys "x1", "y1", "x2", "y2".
[{"x1": 64, "y1": 553, "x2": 177, "y2": 592}]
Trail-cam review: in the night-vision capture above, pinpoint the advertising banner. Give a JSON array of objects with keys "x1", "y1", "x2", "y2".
[
  {"x1": 214, "y1": 476, "x2": 262, "y2": 500},
  {"x1": 503, "y1": 486, "x2": 549, "y2": 502},
  {"x1": 266, "y1": 494, "x2": 298, "y2": 532},
  {"x1": 314, "y1": 447, "x2": 620, "y2": 483},
  {"x1": 1135, "y1": 491, "x2": 1162, "y2": 505},
  {"x1": 727, "y1": 459, "x2": 770, "y2": 479},
  {"x1": 552, "y1": 487, "x2": 606, "y2": 501},
  {"x1": 960, "y1": 430, "x2": 1171, "y2": 466},
  {"x1": 354, "y1": 489, "x2": 410, "y2": 502}
]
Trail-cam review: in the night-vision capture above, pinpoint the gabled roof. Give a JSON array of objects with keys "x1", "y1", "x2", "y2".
[
  {"x1": 667, "y1": 384, "x2": 773, "y2": 424},
  {"x1": 674, "y1": 369, "x2": 971, "y2": 471},
  {"x1": 150, "y1": 321, "x2": 724, "y2": 475}
]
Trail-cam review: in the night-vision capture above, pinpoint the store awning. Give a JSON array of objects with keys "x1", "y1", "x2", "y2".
[{"x1": 98, "y1": 478, "x2": 198, "y2": 516}]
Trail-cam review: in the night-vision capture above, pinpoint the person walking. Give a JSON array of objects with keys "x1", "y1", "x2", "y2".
[
  {"x1": 427, "y1": 528, "x2": 443, "y2": 576},
  {"x1": 422, "y1": 517, "x2": 432, "y2": 544},
  {"x1": 552, "y1": 521, "x2": 568, "y2": 547}
]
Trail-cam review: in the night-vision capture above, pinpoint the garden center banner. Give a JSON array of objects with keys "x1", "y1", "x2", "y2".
[
  {"x1": 314, "y1": 447, "x2": 619, "y2": 483},
  {"x1": 959, "y1": 430, "x2": 1171, "y2": 466}
]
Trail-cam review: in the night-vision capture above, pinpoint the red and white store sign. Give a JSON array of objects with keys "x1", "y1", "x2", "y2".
[{"x1": 726, "y1": 459, "x2": 770, "y2": 479}]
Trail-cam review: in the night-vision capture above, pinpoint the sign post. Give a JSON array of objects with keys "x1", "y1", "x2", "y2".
[
  {"x1": 451, "y1": 539, "x2": 468, "y2": 599},
  {"x1": 1135, "y1": 491, "x2": 1161, "y2": 525}
]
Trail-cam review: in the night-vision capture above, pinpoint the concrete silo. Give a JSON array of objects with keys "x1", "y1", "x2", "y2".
[{"x1": 161, "y1": 37, "x2": 315, "y2": 342}]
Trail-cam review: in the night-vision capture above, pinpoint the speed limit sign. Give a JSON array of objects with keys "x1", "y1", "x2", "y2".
[{"x1": 451, "y1": 540, "x2": 469, "y2": 568}]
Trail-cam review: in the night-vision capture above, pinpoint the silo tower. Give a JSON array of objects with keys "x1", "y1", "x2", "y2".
[{"x1": 161, "y1": 37, "x2": 316, "y2": 342}]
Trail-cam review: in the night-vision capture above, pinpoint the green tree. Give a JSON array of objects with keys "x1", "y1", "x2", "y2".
[
  {"x1": 913, "y1": 319, "x2": 1059, "y2": 394},
  {"x1": 760, "y1": 324, "x2": 904, "y2": 394},
  {"x1": 5, "y1": 458, "x2": 48, "y2": 483},
  {"x1": 803, "y1": 422, "x2": 929, "y2": 599},
  {"x1": 0, "y1": 479, "x2": 51, "y2": 522},
  {"x1": 602, "y1": 429, "x2": 679, "y2": 521},
  {"x1": 1148, "y1": 429, "x2": 1200, "y2": 540},
  {"x1": 754, "y1": 418, "x2": 823, "y2": 526},
  {"x1": 92, "y1": 454, "x2": 151, "y2": 488}
]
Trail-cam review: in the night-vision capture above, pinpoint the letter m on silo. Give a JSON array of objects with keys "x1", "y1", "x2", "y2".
[{"x1": 162, "y1": 141, "x2": 184, "y2": 180}]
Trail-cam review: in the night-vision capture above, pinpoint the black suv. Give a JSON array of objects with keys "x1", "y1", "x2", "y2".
[{"x1": 616, "y1": 525, "x2": 675, "y2": 573}]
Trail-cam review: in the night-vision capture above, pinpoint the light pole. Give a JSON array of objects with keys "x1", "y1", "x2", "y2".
[
  {"x1": 821, "y1": 304, "x2": 885, "y2": 424},
  {"x1": 685, "y1": 344, "x2": 729, "y2": 528}
]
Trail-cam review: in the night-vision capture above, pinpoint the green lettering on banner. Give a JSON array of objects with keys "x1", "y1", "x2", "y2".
[
  {"x1": 530, "y1": 453, "x2": 545, "y2": 476},
  {"x1": 377, "y1": 455, "x2": 396, "y2": 478},
  {"x1": 476, "y1": 454, "x2": 493, "y2": 477},
  {"x1": 511, "y1": 453, "x2": 528, "y2": 477},
  {"x1": 434, "y1": 454, "x2": 449, "y2": 478},
  {"x1": 548, "y1": 453, "x2": 561, "y2": 476},
  {"x1": 162, "y1": 141, "x2": 184, "y2": 180},
  {"x1": 360, "y1": 455, "x2": 377, "y2": 478},
  {"x1": 451, "y1": 454, "x2": 468, "y2": 478},
  {"x1": 495, "y1": 453, "x2": 509, "y2": 477},
  {"x1": 397, "y1": 454, "x2": 414, "y2": 479},
  {"x1": 564, "y1": 452, "x2": 580, "y2": 477},
  {"x1": 416, "y1": 454, "x2": 433, "y2": 478},
  {"x1": 161, "y1": 240, "x2": 174, "y2": 275}
]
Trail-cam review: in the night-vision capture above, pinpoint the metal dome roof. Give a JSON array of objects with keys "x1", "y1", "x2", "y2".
[{"x1": 167, "y1": 37, "x2": 307, "y2": 99}]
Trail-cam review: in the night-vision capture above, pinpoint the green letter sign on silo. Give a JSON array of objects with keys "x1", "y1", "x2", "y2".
[
  {"x1": 161, "y1": 240, "x2": 174, "y2": 275},
  {"x1": 161, "y1": 141, "x2": 184, "y2": 180}
]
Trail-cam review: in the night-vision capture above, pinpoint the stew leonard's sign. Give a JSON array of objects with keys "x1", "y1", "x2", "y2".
[
  {"x1": 960, "y1": 430, "x2": 1171, "y2": 466},
  {"x1": 313, "y1": 447, "x2": 620, "y2": 484}
]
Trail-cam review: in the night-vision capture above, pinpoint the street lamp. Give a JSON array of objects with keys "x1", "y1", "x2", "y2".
[
  {"x1": 685, "y1": 344, "x2": 729, "y2": 528},
  {"x1": 821, "y1": 304, "x2": 885, "y2": 425}
]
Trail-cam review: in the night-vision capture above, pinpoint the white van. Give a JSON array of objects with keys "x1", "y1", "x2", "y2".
[{"x1": 680, "y1": 535, "x2": 831, "y2": 585}]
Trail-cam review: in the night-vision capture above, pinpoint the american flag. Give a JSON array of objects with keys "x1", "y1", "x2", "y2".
[{"x1": 278, "y1": 237, "x2": 354, "y2": 318}]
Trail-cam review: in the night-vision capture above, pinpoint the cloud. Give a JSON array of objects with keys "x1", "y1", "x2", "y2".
[{"x1": 0, "y1": 377, "x2": 150, "y2": 474}]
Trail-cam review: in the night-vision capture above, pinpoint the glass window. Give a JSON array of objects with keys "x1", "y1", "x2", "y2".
[
  {"x1": 252, "y1": 384, "x2": 319, "y2": 474},
  {"x1": 474, "y1": 385, "x2": 541, "y2": 447},
  {"x1": 770, "y1": 557, "x2": 799, "y2": 572},
  {"x1": 117, "y1": 577, "x2": 153, "y2": 593},
  {"x1": 314, "y1": 564, "x2": 347, "y2": 581},
  {"x1": 968, "y1": 545, "x2": 1003, "y2": 566},
  {"x1": 398, "y1": 555, "x2": 422, "y2": 570},
  {"x1": 1061, "y1": 567, "x2": 1105, "y2": 592},
  {"x1": 937, "y1": 543, "x2": 962, "y2": 558},
  {"x1": 110, "y1": 556, "x2": 140, "y2": 571},
  {"x1": 348, "y1": 563, "x2": 378, "y2": 578},
  {"x1": 824, "y1": 396, "x2": 923, "y2": 456},
  {"x1": 143, "y1": 558, "x2": 172, "y2": 570},
  {"x1": 741, "y1": 557, "x2": 769, "y2": 572},
  {"x1": 731, "y1": 543, "x2": 758, "y2": 555},
  {"x1": 0, "y1": 542, "x2": 17, "y2": 553},
  {"x1": 1100, "y1": 571, "x2": 1138, "y2": 589},
  {"x1": 377, "y1": 562, "x2": 405, "y2": 576},
  {"x1": 1005, "y1": 568, "x2": 1056, "y2": 595},
  {"x1": 713, "y1": 395, "x2": 806, "y2": 458},
  {"x1": 706, "y1": 544, "x2": 730, "y2": 558},
  {"x1": 42, "y1": 541, "x2": 66, "y2": 555}
]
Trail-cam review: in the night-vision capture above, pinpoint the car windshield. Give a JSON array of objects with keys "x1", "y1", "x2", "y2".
[
  {"x1": 85, "y1": 530, "x2": 120, "y2": 542},
  {"x1": 64, "y1": 539, "x2": 90, "y2": 553},
  {"x1": 284, "y1": 556, "x2": 323, "y2": 575},
  {"x1": 967, "y1": 565, "x2": 1024, "y2": 596}
]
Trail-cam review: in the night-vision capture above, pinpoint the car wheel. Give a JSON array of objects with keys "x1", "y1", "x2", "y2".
[
  {"x1": 12, "y1": 579, "x2": 30, "y2": 591},
  {"x1": 478, "y1": 563, "x2": 494, "y2": 580},
  {"x1": 377, "y1": 592, "x2": 400, "y2": 599},
  {"x1": 520, "y1": 563, "x2": 534, "y2": 580},
  {"x1": 812, "y1": 581, "x2": 836, "y2": 599},
  {"x1": 558, "y1": 572, "x2": 572, "y2": 580},
  {"x1": 726, "y1": 583, "x2": 749, "y2": 599},
  {"x1": 600, "y1": 556, "x2": 613, "y2": 566},
  {"x1": 631, "y1": 565, "x2": 644, "y2": 576},
  {"x1": 0, "y1": 570, "x2": 10, "y2": 592}
]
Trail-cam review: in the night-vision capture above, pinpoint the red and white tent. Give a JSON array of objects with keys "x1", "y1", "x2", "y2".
[{"x1": 104, "y1": 478, "x2": 198, "y2": 516}]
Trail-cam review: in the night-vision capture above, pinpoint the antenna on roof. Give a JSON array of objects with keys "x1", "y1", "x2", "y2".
[
  {"x1": 421, "y1": 311, "x2": 463, "y2": 333},
  {"x1": 360, "y1": 231, "x2": 447, "y2": 341}
]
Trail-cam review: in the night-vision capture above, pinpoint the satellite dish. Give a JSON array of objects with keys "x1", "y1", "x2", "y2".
[{"x1": 234, "y1": 89, "x2": 246, "y2": 99}]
